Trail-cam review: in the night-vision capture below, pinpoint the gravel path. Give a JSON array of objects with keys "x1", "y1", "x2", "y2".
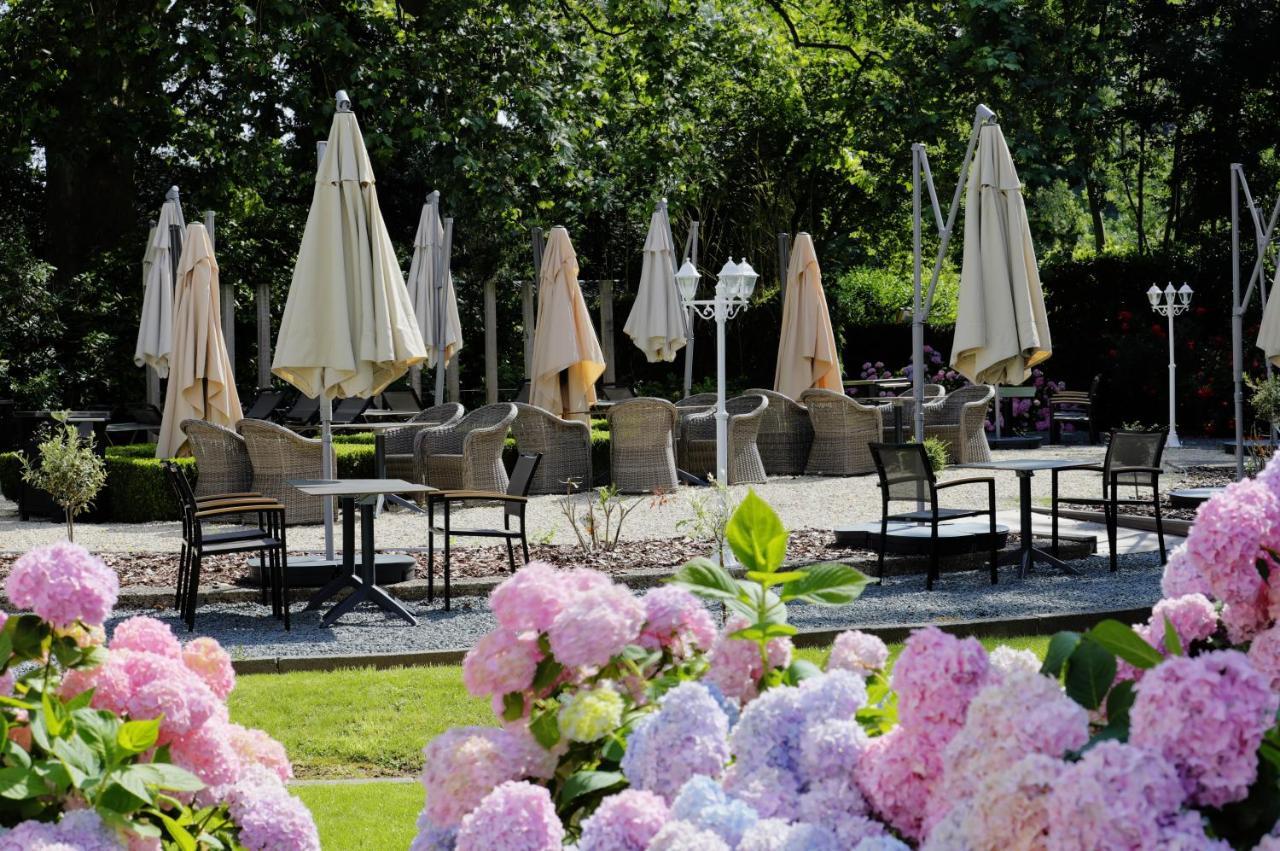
[
  {"x1": 107, "y1": 551, "x2": 1165, "y2": 660},
  {"x1": 0, "y1": 441, "x2": 1227, "y2": 556}
]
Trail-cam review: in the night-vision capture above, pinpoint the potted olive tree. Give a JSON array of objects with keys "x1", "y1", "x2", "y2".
[{"x1": 19, "y1": 412, "x2": 107, "y2": 541}]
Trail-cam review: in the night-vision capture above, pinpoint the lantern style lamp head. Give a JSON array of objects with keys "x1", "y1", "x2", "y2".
[
  {"x1": 717, "y1": 259, "x2": 740, "y2": 298},
  {"x1": 1164, "y1": 282, "x2": 1176, "y2": 304},
  {"x1": 675, "y1": 260, "x2": 700, "y2": 304},
  {"x1": 1146, "y1": 284, "x2": 1163, "y2": 307},
  {"x1": 737, "y1": 258, "x2": 759, "y2": 300},
  {"x1": 1178, "y1": 283, "x2": 1194, "y2": 305}
]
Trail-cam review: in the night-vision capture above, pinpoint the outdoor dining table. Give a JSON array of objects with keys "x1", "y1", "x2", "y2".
[
  {"x1": 289, "y1": 478, "x2": 435, "y2": 627},
  {"x1": 956, "y1": 459, "x2": 1086, "y2": 578}
]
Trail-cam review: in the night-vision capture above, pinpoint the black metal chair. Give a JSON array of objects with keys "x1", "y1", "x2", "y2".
[
  {"x1": 243, "y1": 388, "x2": 289, "y2": 422},
  {"x1": 425, "y1": 453, "x2": 541, "y2": 610},
  {"x1": 1048, "y1": 374, "x2": 1101, "y2": 444},
  {"x1": 161, "y1": 461, "x2": 291, "y2": 631},
  {"x1": 869, "y1": 443, "x2": 999, "y2": 590},
  {"x1": 1051, "y1": 430, "x2": 1167, "y2": 571}
]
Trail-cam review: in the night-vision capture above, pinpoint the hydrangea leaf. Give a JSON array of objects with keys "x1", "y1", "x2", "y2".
[
  {"x1": 1162, "y1": 615, "x2": 1183, "y2": 656},
  {"x1": 1040, "y1": 630, "x2": 1081, "y2": 677},
  {"x1": 725, "y1": 490, "x2": 787, "y2": 573},
  {"x1": 669, "y1": 558, "x2": 743, "y2": 603},
  {"x1": 117, "y1": 718, "x2": 161, "y2": 755},
  {"x1": 557, "y1": 769, "x2": 625, "y2": 806},
  {"x1": 779, "y1": 563, "x2": 871, "y2": 605},
  {"x1": 1084, "y1": 620, "x2": 1163, "y2": 669},
  {"x1": 1064, "y1": 640, "x2": 1117, "y2": 710}
]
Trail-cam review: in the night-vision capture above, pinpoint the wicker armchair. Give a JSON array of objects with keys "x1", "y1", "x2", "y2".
[
  {"x1": 887, "y1": 384, "x2": 946, "y2": 440},
  {"x1": 745, "y1": 388, "x2": 813, "y2": 476},
  {"x1": 676, "y1": 393, "x2": 718, "y2": 408},
  {"x1": 414, "y1": 403, "x2": 517, "y2": 492},
  {"x1": 512, "y1": 403, "x2": 592, "y2": 494},
  {"x1": 680, "y1": 394, "x2": 768, "y2": 484},
  {"x1": 925, "y1": 384, "x2": 995, "y2": 462},
  {"x1": 799, "y1": 389, "x2": 883, "y2": 476},
  {"x1": 237, "y1": 418, "x2": 336, "y2": 524},
  {"x1": 182, "y1": 419, "x2": 253, "y2": 498},
  {"x1": 607, "y1": 398, "x2": 679, "y2": 493},
  {"x1": 383, "y1": 404, "x2": 466, "y2": 481}
]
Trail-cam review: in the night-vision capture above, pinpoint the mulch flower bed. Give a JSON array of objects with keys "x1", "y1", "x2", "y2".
[{"x1": 0, "y1": 530, "x2": 847, "y2": 590}]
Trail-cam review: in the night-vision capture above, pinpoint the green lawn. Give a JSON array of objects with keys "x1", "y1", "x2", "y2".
[{"x1": 294, "y1": 781, "x2": 423, "y2": 851}]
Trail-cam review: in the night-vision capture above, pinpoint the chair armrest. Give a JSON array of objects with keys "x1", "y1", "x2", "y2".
[
  {"x1": 935, "y1": 476, "x2": 996, "y2": 490},
  {"x1": 194, "y1": 496, "x2": 279, "y2": 509},
  {"x1": 431, "y1": 490, "x2": 526, "y2": 503},
  {"x1": 196, "y1": 491, "x2": 263, "y2": 504},
  {"x1": 1110, "y1": 466, "x2": 1162, "y2": 476},
  {"x1": 1051, "y1": 464, "x2": 1103, "y2": 476},
  {"x1": 195, "y1": 503, "x2": 284, "y2": 519}
]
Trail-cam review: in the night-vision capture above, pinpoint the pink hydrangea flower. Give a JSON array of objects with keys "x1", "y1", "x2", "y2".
[
  {"x1": 1044, "y1": 741, "x2": 1185, "y2": 851},
  {"x1": 227, "y1": 775, "x2": 321, "y2": 851},
  {"x1": 647, "y1": 820, "x2": 732, "y2": 851},
  {"x1": 638, "y1": 586, "x2": 716, "y2": 658},
  {"x1": 1249, "y1": 624, "x2": 1280, "y2": 690},
  {"x1": 1130, "y1": 650, "x2": 1279, "y2": 807},
  {"x1": 622, "y1": 682, "x2": 731, "y2": 803},
  {"x1": 891, "y1": 627, "x2": 990, "y2": 742},
  {"x1": 462, "y1": 629, "x2": 541, "y2": 698},
  {"x1": 110, "y1": 616, "x2": 182, "y2": 659},
  {"x1": 455, "y1": 781, "x2": 563, "y2": 851},
  {"x1": 489, "y1": 562, "x2": 571, "y2": 635},
  {"x1": 0, "y1": 810, "x2": 121, "y2": 851},
  {"x1": 578, "y1": 789, "x2": 669, "y2": 851},
  {"x1": 855, "y1": 726, "x2": 941, "y2": 841},
  {"x1": 1160, "y1": 544, "x2": 1211, "y2": 598},
  {"x1": 826, "y1": 631, "x2": 889, "y2": 678},
  {"x1": 7, "y1": 542, "x2": 119, "y2": 628},
  {"x1": 547, "y1": 583, "x2": 645, "y2": 669},
  {"x1": 181, "y1": 637, "x2": 236, "y2": 699},
  {"x1": 170, "y1": 719, "x2": 242, "y2": 787},
  {"x1": 705, "y1": 616, "x2": 793, "y2": 705},
  {"x1": 418, "y1": 726, "x2": 549, "y2": 827},
  {"x1": 959, "y1": 753, "x2": 1064, "y2": 850},
  {"x1": 1146, "y1": 593, "x2": 1218, "y2": 649},
  {"x1": 226, "y1": 723, "x2": 293, "y2": 782}
]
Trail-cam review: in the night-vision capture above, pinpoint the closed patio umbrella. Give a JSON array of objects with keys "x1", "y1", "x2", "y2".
[
  {"x1": 774, "y1": 232, "x2": 841, "y2": 399},
  {"x1": 272, "y1": 91, "x2": 427, "y2": 556},
  {"x1": 155, "y1": 223, "x2": 243, "y2": 458},
  {"x1": 134, "y1": 190, "x2": 185, "y2": 379},
  {"x1": 529, "y1": 226, "x2": 606, "y2": 423},
  {"x1": 406, "y1": 192, "x2": 462, "y2": 392},
  {"x1": 949, "y1": 123, "x2": 1051, "y2": 385},
  {"x1": 624, "y1": 204, "x2": 686, "y2": 363},
  {"x1": 1257, "y1": 264, "x2": 1280, "y2": 366}
]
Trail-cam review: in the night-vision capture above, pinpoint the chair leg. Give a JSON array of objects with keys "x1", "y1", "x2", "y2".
[
  {"x1": 260, "y1": 548, "x2": 272, "y2": 611},
  {"x1": 1051, "y1": 474, "x2": 1059, "y2": 555},
  {"x1": 443, "y1": 502, "x2": 452, "y2": 612},
  {"x1": 877, "y1": 515, "x2": 888, "y2": 585},
  {"x1": 928, "y1": 525, "x2": 939, "y2": 591},
  {"x1": 989, "y1": 507, "x2": 998, "y2": 585},
  {"x1": 427, "y1": 502, "x2": 435, "y2": 605},
  {"x1": 175, "y1": 543, "x2": 188, "y2": 612},
  {"x1": 185, "y1": 554, "x2": 202, "y2": 632},
  {"x1": 520, "y1": 515, "x2": 530, "y2": 563},
  {"x1": 505, "y1": 538, "x2": 516, "y2": 573},
  {"x1": 1106, "y1": 501, "x2": 1118, "y2": 572},
  {"x1": 1153, "y1": 492, "x2": 1166, "y2": 564},
  {"x1": 280, "y1": 542, "x2": 291, "y2": 632}
]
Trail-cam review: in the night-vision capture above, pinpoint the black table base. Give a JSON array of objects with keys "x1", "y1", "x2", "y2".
[
  {"x1": 1012, "y1": 470, "x2": 1080, "y2": 578},
  {"x1": 305, "y1": 496, "x2": 419, "y2": 627}
]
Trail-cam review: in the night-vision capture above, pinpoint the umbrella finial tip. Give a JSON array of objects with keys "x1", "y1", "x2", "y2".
[
  {"x1": 335, "y1": 90, "x2": 352, "y2": 112},
  {"x1": 165, "y1": 185, "x2": 179, "y2": 201},
  {"x1": 976, "y1": 103, "x2": 996, "y2": 122}
]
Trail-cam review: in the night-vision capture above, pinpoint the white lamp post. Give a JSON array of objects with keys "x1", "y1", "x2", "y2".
[
  {"x1": 1147, "y1": 282, "x2": 1193, "y2": 448},
  {"x1": 676, "y1": 257, "x2": 758, "y2": 481}
]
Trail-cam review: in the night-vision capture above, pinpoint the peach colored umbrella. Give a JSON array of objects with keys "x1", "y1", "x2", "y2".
[
  {"x1": 950, "y1": 123, "x2": 1051, "y2": 385},
  {"x1": 529, "y1": 227, "x2": 606, "y2": 424},
  {"x1": 774, "y1": 232, "x2": 841, "y2": 399},
  {"x1": 155, "y1": 224, "x2": 243, "y2": 458}
]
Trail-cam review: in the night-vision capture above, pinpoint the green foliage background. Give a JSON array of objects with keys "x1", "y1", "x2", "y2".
[{"x1": 0, "y1": 0, "x2": 1277, "y2": 431}]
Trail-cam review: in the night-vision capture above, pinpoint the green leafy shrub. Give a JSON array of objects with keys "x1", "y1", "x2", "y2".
[
  {"x1": 922, "y1": 437, "x2": 948, "y2": 473},
  {"x1": 829, "y1": 265, "x2": 959, "y2": 329},
  {"x1": 19, "y1": 415, "x2": 108, "y2": 540}
]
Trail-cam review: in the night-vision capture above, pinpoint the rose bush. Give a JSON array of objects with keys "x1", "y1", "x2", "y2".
[
  {"x1": 0, "y1": 541, "x2": 318, "y2": 850},
  {"x1": 413, "y1": 475, "x2": 1280, "y2": 849}
]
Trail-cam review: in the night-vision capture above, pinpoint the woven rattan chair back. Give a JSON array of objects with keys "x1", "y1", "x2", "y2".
[
  {"x1": 181, "y1": 419, "x2": 253, "y2": 498},
  {"x1": 1105, "y1": 430, "x2": 1166, "y2": 490},
  {"x1": 798, "y1": 389, "x2": 882, "y2": 476},
  {"x1": 607, "y1": 397, "x2": 679, "y2": 493},
  {"x1": 924, "y1": 384, "x2": 994, "y2": 462},
  {"x1": 679, "y1": 393, "x2": 769, "y2": 484},
  {"x1": 238, "y1": 418, "x2": 335, "y2": 524},
  {"x1": 414, "y1": 404, "x2": 517, "y2": 492},
  {"x1": 745, "y1": 388, "x2": 814, "y2": 476},
  {"x1": 384, "y1": 404, "x2": 466, "y2": 456},
  {"x1": 676, "y1": 393, "x2": 718, "y2": 408},
  {"x1": 512, "y1": 403, "x2": 592, "y2": 494}
]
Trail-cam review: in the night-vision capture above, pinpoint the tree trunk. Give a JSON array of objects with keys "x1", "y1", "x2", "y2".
[{"x1": 1086, "y1": 175, "x2": 1106, "y2": 252}]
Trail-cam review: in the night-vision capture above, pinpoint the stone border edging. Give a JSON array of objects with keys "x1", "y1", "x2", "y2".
[
  {"x1": 229, "y1": 606, "x2": 1151, "y2": 675},
  {"x1": 1029, "y1": 506, "x2": 1191, "y2": 538}
]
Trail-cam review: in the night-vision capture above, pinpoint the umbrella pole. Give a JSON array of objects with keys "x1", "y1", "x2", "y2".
[
  {"x1": 320, "y1": 394, "x2": 335, "y2": 560},
  {"x1": 434, "y1": 217, "x2": 453, "y2": 405}
]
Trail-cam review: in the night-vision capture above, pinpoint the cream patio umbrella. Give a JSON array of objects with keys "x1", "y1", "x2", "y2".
[
  {"x1": 949, "y1": 123, "x2": 1051, "y2": 385},
  {"x1": 134, "y1": 188, "x2": 185, "y2": 383},
  {"x1": 406, "y1": 191, "x2": 462, "y2": 402},
  {"x1": 529, "y1": 227, "x2": 606, "y2": 423},
  {"x1": 272, "y1": 91, "x2": 427, "y2": 557},
  {"x1": 774, "y1": 232, "x2": 841, "y2": 399},
  {"x1": 155, "y1": 223, "x2": 243, "y2": 458},
  {"x1": 623, "y1": 203, "x2": 686, "y2": 362},
  {"x1": 1257, "y1": 264, "x2": 1280, "y2": 366}
]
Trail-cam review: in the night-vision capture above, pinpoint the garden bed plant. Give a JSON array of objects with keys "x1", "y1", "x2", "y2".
[{"x1": 408, "y1": 477, "x2": 1280, "y2": 849}]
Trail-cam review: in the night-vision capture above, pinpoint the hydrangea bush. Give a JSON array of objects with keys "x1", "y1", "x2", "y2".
[
  {"x1": 414, "y1": 475, "x2": 1280, "y2": 849},
  {"x1": 0, "y1": 541, "x2": 319, "y2": 850}
]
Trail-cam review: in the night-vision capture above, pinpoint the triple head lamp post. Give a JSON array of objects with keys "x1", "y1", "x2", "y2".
[
  {"x1": 675, "y1": 258, "x2": 760, "y2": 483},
  {"x1": 1146, "y1": 282, "x2": 1194, "y2": 449}
]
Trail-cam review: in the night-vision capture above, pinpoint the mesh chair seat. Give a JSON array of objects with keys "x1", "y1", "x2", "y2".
[{"x1": 799, "y1": 389, "x2": 882, "y2": 476}]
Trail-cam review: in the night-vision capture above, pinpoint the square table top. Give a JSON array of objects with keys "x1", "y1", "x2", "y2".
[
  {"x1": 288, "y1": 478, "x2": 437, "y2": 497},
  {"x1": 958, "y1": 459, "x2": 1091, "y2": 473}
]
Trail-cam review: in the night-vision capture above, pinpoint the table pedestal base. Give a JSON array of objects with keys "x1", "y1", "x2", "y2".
[
  {"x1": 304, "y1": 497, "x2": 419, "y2": 627},
  {"x1": 1013, "y1": 470, "x2": 1080, "y2": 578}
]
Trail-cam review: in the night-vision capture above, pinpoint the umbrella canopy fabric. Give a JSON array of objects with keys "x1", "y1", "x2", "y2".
[
  {"x1": 1258, "y1": 265, "x2": 1280, "y2": 366},
  {"x1": 529, "y1": 227, "x2": 606, "y2": 423},
  {"x1": 134, "y1": 199, "x2": 185, "y2": 377},
  {"x1": 156, "y1": 224, "x2": 243, "y2": 458},
  {"x1": 774, "y1": 232, "x2": 841, "y2": 399},
  {"x1": 623, "y1": 208, "x2": 686, "y2": 363},
  {"x1": 406, "y1": 200, "x2": 463, "y2": 369},
  {"x1": 949, "y1": 123, "x2": 1051, "y2": 385},
  {"x1": 272, "y1": 109, "x2": 427, "y2": 400}
]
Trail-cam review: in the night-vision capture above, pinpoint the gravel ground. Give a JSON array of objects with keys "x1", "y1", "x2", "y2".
[
  {"x1": 0, "y1": 441, "x2": 1229, "y2": 556},
  {"x1": 106, "y1": 550, "x2": 1165, "y2": 659}
]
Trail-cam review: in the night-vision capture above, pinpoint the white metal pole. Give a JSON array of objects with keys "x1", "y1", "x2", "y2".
[
  {"x1": 715, "y1": 283, "x2": 728, "y2": 482},
  {"x1": 1167, "y1": 298, "x2": 1180, "y2": 447}
]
